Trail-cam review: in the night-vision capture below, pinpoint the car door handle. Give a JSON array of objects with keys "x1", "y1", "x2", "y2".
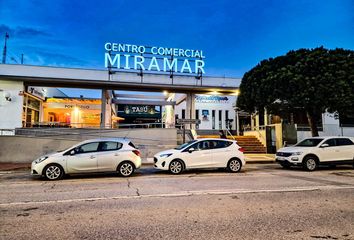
[
  {"x1": 90, "y1": 155, "x2": 96, "y2": 159},
  {"x1": 114, "y1": 153, "x2": 120, "y2": 156}
]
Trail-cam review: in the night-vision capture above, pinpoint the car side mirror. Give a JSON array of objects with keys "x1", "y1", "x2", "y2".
[
  {"x1": 70, "y1": 150, "x2": 76, "y2": 155},
  {"x1": 188, "y1": 148, "x2": 195, "y2": 153},
  {"x1": 320, "y1": 143, "x2": 329, "y2": 148}
]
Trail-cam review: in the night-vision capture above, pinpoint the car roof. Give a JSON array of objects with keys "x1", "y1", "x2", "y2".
[
  {"x1": 305, "y1": 136, "x2": 353, "y2": 139},
  {"x1": 196, "y1": 138, "x2": 235, "y2": 142},
  {"x1": 79, "y1": 138, "x2": 131, "y2": 144}
]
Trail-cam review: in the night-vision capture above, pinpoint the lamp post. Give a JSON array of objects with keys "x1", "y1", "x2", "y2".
[{"x1": 2, "y1": 32, "x2": 9, "y2": 64}]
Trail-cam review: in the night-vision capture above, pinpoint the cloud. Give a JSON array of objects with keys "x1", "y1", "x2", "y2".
[
  {"x1": 0, "y1": 24, "x2": 50, "y2": 38},
  {"x1": 34, "y1": 50, "x2": 87, "y2": 66},
  {"x1": 0, "y1": 24, "x2": 12, "y2": 35}
]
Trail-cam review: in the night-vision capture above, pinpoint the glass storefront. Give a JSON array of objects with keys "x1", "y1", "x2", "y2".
[
  {"x1": 22, "y1": 93, "x2": 42, "y2": 127},
  {"x1": 42, "y1": 98, "x2": 101, "y2": 128}
]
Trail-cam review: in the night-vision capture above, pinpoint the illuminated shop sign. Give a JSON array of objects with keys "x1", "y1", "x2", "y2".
[
  {"x1": 124, "y1": 105, "x2": 156, "y2": 115},
  {"x1": 119, "y1": 105, "x2": 161, "y2": 118},
  {"x1": 104, "y1": 43, "x2": 205, "y2": 74},
  {"x1": 45, "y1": 103, "x2": 101, "y2": 110},
  {"x1": 196, "y1": 95, "x2": 229, "y2": 103}
]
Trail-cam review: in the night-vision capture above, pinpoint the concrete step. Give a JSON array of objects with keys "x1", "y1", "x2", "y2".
[{"x1": 197, "y1": 134, "x2": 267, "y2": 154}]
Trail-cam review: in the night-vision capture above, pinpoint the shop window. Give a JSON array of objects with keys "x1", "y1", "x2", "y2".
[
  {"x1": 225, "y1": 110, "x2": 230, "y2": 129},
  {"x1": 212, "y1": 110, "x2": 215, "y2": 129},
  {"x1": 219, "y1": 110, "x2": 222, "y2": 129},
  {"x1": 182, "y1": 109, "x2": 185, "y2": 119}
]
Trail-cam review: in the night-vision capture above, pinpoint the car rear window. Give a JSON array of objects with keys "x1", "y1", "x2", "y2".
[
  {"x1": 100, "y1": 141, "x2": 123, "y2": 151},
  {"x1": 335, "y1": 138, "x2": 354, "y2": 146},
  {"x1": 212, "y1": 140, "x2": 233, "y2": 149},
  {"x1": 296, "y1": 138, "x2": 324, "y2": 147}
]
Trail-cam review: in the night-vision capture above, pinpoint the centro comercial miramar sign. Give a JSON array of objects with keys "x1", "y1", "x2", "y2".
[{"x1": 104, "y1": 43, "x2": 205, "y2": 74}]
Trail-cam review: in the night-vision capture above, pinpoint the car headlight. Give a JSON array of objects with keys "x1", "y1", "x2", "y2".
[
  {"x1": 160, "y1": 153, "x2": 173, "y2": 158},
  {"x1": 291, "y1": 152, "x2": 302, "y2": 156},
  {"x1": 35, "y1": 156, "x2": 48, "y2": 164}
]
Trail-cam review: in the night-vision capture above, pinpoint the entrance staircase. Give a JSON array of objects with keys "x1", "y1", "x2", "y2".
[{"x1": 197, "y1": 134, "x2": 266, "y2": 154}]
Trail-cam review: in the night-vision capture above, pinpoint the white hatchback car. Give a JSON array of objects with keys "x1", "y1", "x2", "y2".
[
  {"x1": 154, "y1": 138, "x2": 245, "y2": 174},
  {"x1": 31, "y1": 138, "x2": 142, "y2": 180},
  {"x1": 276, "y1": 136, "x2": 354, "y2": 171}
]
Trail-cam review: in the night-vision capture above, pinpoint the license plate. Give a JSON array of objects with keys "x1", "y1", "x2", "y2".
[{"x1": 277, "y1": 157, "x2": 285, "y2": 161}]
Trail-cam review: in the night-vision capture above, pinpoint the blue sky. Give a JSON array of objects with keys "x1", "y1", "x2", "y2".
[{"x1": 1, "y1": 0, "x2": 353, "y2": 97}]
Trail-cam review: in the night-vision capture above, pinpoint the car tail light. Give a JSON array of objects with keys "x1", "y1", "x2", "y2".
[
  {"x1": 238, "y1": 147, "x2": 245, "y2": 153},
  {"x1": 132, "y1": 150, "x2": 141, "y2": 156}
]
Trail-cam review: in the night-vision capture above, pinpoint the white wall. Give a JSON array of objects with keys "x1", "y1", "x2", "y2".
[
  {"x1": 297, "y1": 112, "x2": 354, "y2": 140},
  {"x1": 175, "y1": 95, "x2": 236, "y2": 130},
  {"x1": 0, "y1": 80, "x2": 24, "y2": 129}
]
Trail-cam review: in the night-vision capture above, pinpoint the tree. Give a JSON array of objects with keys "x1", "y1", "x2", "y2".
[{"x1": 237, "y1": 47, "x2": 354, "y2": 136}]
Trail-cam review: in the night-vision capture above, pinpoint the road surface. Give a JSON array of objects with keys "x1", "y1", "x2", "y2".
[{"x1": 1, "y1": 164, "x2": 353, "y2": 239}]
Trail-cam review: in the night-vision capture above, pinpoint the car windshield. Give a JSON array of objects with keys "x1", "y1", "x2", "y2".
[
  {"x1": 174, "y1": 140, "x2": 197, "y2": 150},
  {"x1": 296, "y1": 138, "x2": 324, "y2": 147}
]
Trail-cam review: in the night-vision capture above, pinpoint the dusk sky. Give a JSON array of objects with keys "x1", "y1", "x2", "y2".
[{"x1": 1, "y1": 0, "x2": 353, "y2": 97}]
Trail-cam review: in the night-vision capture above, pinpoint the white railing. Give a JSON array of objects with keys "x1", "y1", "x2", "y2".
[
  {"x1": 0, "y1": 129, "x2": 15, "y2": 136},
  {"x1": 21, "y1": 121, "x2": 166, "y2": 129}
]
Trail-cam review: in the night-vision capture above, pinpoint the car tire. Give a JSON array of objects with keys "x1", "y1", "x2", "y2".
[
  {"x1": 227, "y1": 158, "x2": 242, "y2": 173},
  {"x1": 43, "y1": 164, "x2": 64, "y2": 180},
  {"x1": 303, "y1": 156, "x2": 318, "y2": 171},
  {"x1": 169, "y1": 160, "x2": 183, "y2": 174},
  {"x1": 118, "y1": 161, "x2": 135, "y2": 177},
  {"x1": 280, "y1": 162, "x2": 291, "y2": 169}
]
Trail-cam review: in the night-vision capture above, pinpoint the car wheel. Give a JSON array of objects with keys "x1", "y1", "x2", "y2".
[
  {"x1": 118, "y1": 161, "x2": 135, "y2": 177},
  {"x1": 227, "y1": 159, "x2": 242, "y2": 173},
  {"x1": 169, "y1": 160, "x2": 183, "y2": 174},
  {"x1": 303, "y1": 156, "x2": 318, "y2": 171},
  {"x1": 44, "y1": 164, "x2": 64, "y2": 180},
  {"x1": 280, "y1": 162, "x2": 291, "y2": 169}
]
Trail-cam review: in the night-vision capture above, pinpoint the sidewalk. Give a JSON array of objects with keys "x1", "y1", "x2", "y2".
[{"x1": 0, "y1": 154, "x2": 276, "y2": 171}]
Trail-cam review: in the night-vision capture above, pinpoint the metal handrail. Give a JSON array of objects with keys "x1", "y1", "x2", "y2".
[{"x1": 225, "y1": 129, "x2": 235, "y2": 140}]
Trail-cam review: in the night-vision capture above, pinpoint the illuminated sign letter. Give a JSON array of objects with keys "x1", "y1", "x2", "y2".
[
  {"x1": 104, "y1": 43, "x2": 112, "y2": 51},
  {"x1": 180, "y1": 59, "x2": 192, "y2": 73},
  {"x1": 124, "y1": 54, "x2": 130, "y2": 69},
  {"x1": 105, "y1": 53, "x2": 120, "y2": 68},
  {"x1": 195, "y1": 60, "x2": 205, "y2": 74},
  {"x1": 151, "y1": 47, "x2": 158, "y2": 54},
  {"x1": 163, "y1": 58, "x2": 177, "y2": 72},
  {"x1": 148, "y1": 57, "x2": 160, "y2": 71},
  {"x1": 134, "y1": 56, "x2": 145, "y2": 70}
]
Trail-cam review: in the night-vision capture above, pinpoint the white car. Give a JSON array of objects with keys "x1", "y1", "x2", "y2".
[
  {"x1": 276, "y1": 136, "x2": 354, "y2": 171},
  {"x1": 31, "y1": 138, "x2": 142, "y2": 180},
  {"x1": 154, "y1": 138, "x2": 245, "y2": 174}
]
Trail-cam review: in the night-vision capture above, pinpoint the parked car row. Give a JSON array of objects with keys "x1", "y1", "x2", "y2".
[
  {"x1": 31, "y1": 136, "x2": 354, "y2": 180},
  {"x1": 276, "y1": 136, "x2": 354, "y2": 171}
]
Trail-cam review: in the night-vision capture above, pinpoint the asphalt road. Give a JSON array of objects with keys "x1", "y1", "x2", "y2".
[{"x1": 0, "y1": 164, "x2": 353, "y2": 240}]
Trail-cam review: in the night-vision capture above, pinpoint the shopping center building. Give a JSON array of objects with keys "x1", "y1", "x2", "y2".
[
  {"x1": 0, "y1": 63, "x2": 242, "y2": 131},
  {"x1": 1, "y1": 43, "x2": 353, "y2": 153}
]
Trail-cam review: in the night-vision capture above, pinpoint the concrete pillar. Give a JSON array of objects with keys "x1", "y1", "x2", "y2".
[
  {"x1": 100, "y1": 89, "x2": 107, "y2": 128},
  {"x1": 235, "y1": 109, "x2": 240, "y2": 136},
  {"x1": 185, "y1": 93, "x2": 196, "y2": 129},
  {"x1": 164, "y1": 93, "x2": 175, "y2": 128},
  {"x1": 264, "y1": 108, "x2": 268, "y2": 126}
]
